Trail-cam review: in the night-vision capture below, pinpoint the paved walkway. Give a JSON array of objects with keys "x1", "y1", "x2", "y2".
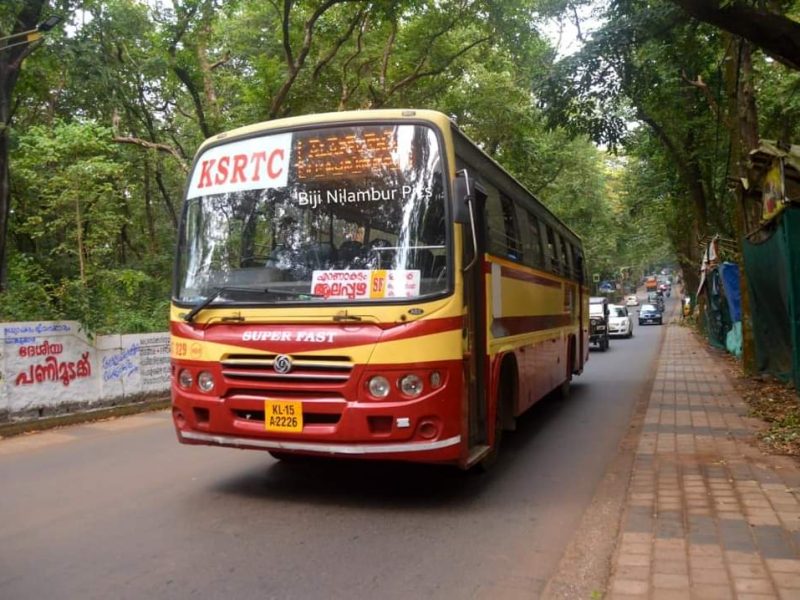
[{"x1": 607, "y1": 321, "x2": 800, "y2": 599}]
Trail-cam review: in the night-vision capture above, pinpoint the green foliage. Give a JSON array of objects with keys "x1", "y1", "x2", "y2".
[
  {"x1": 0, "y1": 254, "x2": 56, "y2": 322},
  {"x1": 2, "y1": 0, "x2": 654, "y2": 333}
]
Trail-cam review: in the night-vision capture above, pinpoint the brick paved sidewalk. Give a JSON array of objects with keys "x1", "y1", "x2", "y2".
[{"x1": 607, "y1": 322, "x2": 800, "y2": 599}]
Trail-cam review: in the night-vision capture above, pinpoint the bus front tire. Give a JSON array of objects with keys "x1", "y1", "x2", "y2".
[{"x1": 479, "y1": 368, "x2": 513, "y2": 472}]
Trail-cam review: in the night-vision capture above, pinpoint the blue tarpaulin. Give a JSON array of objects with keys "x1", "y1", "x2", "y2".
[{"x1": 719, "y1": 262, "x2": 742, "y2": 322}]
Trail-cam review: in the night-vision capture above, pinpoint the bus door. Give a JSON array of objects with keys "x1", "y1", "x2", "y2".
[{"x1": 462, "y1": 185, "x2": 489, "y2": 449}]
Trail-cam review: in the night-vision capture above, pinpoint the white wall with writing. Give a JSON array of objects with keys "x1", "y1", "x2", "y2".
[{"x1": 1, "y1": 321, "x2": 170, "y2": 419}]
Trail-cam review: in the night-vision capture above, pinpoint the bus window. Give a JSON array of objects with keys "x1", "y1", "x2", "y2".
[
  {"x1": 500, "y1": 195, "x2": 520, "y2": 260},
  {"x1": 524, "y1": 211, "x2": 544, "y2": 269},
  {"x1": 546, "y1": 226, "x2": 561, "y2": 275},
  {"x1": 560, "y1": 236, "x2": 571, "y2": 279},
  {"x1": 486, "y1": 188, "x2": 520, "y2": 260},
  {"x1": 485, "y1": 188, "x2": 503, "y2": 257},
  {"x1": 574, "y1": 247, "x2": 586, "y2": 283}
]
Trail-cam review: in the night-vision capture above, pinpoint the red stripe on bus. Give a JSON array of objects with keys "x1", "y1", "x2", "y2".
[
  {"x1": 491, "y1": 314, "x2": 572, "y2": 336},
  {"x1": 171, "y1": 315, "x2": 463, "y2": 353},
  {"x1": 499, "y1": 266, "x2": 562, "y2": 289}
]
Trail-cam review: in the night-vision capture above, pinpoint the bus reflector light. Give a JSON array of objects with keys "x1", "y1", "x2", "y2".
[
  {"x1": 399, "y1": 374, "x2": 423, "y2": 397},
  {"x1": 430, "y1": 371, "x2": 442, "y2": 388},
  {"x1": 178, "y1": 369, "x2": 193, "y2": 389},
  {"x1": 173, "y1": 408, "x2": 186, "y2": 427},
  {"x1": 368, "y1": 376, "x2": 390, "y2": 398},
  {"x1": 418, "y1": 419, "x2": 439, "y2": 440},
  {"x1": 197, "y1": 371, "x2": 215, "y2": 393}
]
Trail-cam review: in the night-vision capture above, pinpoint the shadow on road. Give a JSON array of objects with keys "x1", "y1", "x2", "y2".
[{"x1": 208, "y1": 382, "x2": 589, "y2": 510}]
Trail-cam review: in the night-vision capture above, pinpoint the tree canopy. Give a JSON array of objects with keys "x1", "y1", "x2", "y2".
[{"x1": 2, "y1": 0, "x2": 798, "y2": 331}]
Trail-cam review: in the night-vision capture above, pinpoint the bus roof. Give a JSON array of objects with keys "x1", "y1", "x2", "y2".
[{"x1": 197, "y1": 109, "x2": 453, "y2": 154}]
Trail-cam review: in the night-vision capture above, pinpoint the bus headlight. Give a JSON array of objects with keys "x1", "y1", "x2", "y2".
[
  {"x1": 399, "y1": 374, "x2": 423, "y2": 398},
  {"x1": 178, "y1": 369, "x2": 193, "y2": 389},
  {"x1": 368, "y1": 376, "x2": 391, "y2": 399},
  {"x1": 197, "y1": 371, "x2": 215, "y2": 393}
]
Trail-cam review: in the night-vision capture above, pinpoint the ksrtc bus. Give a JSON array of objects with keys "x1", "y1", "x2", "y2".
[{"x1": 170, "y1": 109, "x2": 589, "y2": 468}]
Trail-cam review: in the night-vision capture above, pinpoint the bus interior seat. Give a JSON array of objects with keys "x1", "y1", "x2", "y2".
[
  {"x1": 306, "y1": 242, "x2": 336, "y2": 270},
  {"x1": 336, "y1": 240, "x2": 364, "y2": 268},
  {"x1": 367, "y1": 238, "x2": 393, "y2": 268}
]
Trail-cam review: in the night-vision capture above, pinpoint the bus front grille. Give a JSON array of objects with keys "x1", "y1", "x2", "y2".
[{"x1": 221, "y1": 354, "x2": 354, "y2": 386}]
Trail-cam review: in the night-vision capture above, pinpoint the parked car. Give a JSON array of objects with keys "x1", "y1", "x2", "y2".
[
  {"x1": 589, "y1": 296, "x2": 610, "y2": 351},
  {"x1": 639, "y1": 303, "x2": 663, "y2": 325},
  {"x1": 608, "y1": 304, "x2": 634, "y2": 338},
  {"x1": 625, "y1": 294, "x2": 639, "y2": 307}
]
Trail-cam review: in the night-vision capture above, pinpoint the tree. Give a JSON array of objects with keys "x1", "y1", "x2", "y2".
[
  {"x1": 537, "y1": 2, "x2": 736, "y2": 293},
  {"x1": 3, "y1": 0, "x2": 617, "y2": 331},
  {"x1": 0, "y1": 0, "x2": 50, "y2": 291},
  {"x1": 666, "y1": 0, "x2": 800, "y2": 71}
]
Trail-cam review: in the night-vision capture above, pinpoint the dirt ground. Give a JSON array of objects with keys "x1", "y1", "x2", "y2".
[{"x1": 722, "y1": 351, "x2": 800, "y2": 458}]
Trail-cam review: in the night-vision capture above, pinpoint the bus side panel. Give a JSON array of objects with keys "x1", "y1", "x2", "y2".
[
  {"x1": 485, "y1": 257, "x2": 572, "y2": 417},
  {"x1": 513, "y1": 336, "x2": 566, "y2": 415}
]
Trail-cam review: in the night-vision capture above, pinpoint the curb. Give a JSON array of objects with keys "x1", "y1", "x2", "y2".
[{"x1": 0, "y1": 396, "x2": 170, "y2": 439}]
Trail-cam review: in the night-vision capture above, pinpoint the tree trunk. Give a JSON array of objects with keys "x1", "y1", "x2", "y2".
[
  {"x1": 724, "y1": 36, "x2": 760, "y2": 374},
  {"x1": 0, "y1": 0, "x2": 48, "y2": 292}
]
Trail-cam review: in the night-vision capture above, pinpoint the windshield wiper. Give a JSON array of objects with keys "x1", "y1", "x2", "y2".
[
  {"x1": 263, "y1": 288, "x2": 325, "y2": 299},
  {"x1": 183, "y1": 287, "x2": 255, "y2": 322},
  {"x1": 333, "y1": 310, "x2": 362, "y2": 322},
  {"x1": 183, "y1": 286, "x2": 324, "y2": 323}
]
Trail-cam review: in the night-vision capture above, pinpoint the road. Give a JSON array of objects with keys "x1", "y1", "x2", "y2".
[{"x1": 0, "y1": 301, "x2": 669, "y2": 600}]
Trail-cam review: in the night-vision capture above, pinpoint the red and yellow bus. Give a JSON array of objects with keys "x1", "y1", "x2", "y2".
[{"x1": 170, "y1": 109, "x2": 589, "y2": 468}]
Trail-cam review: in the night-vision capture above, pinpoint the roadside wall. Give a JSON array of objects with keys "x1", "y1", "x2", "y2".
[{"x1": 0, "y1": 321, "x2": 170, "y2": 422}]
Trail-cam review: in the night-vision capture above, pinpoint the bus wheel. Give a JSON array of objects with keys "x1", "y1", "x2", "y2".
[
  {"x1": 479, "y1": 366, "x2": 512, "y2": 472},
  {"x1": 478, "y1": 402, "x2": 503, "y2": 472},
  {"x1": 557, "y1": 340, "x2": 575, "y2": 400},
  {"x1": 557, "y1": 370, "x2": 572, "y2": 400}
]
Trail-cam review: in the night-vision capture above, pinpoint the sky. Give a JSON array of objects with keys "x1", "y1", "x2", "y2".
[{"x1": 540, "y1": 2, "x2": 604, "y2": 58}]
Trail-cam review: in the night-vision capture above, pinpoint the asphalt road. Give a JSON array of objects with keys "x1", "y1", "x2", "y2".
[{"x1": 0, "y1": 302, "x2": 668, "y2": 600}]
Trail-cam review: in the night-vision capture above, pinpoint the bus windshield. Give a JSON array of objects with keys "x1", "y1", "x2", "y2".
[{"x1": 175, "y1": 123, "x2": 448, "y2": 305}]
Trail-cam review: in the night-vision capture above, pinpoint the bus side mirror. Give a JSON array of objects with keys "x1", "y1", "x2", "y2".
[{"x1": 452, "y1": 170, "x2": 473, "y2": 224}]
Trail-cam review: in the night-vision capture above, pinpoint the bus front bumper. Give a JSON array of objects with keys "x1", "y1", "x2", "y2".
[{"x1": 176, "y1": 429, "x2": 461, "y2": 456}]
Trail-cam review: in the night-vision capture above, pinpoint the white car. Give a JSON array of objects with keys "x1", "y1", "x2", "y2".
[
  {"x1": 608, "y1": 304, "x2": 634, "y2": 338},
  {"x1": 625, "y1": 294, "x2": 639, "y2": 307}
]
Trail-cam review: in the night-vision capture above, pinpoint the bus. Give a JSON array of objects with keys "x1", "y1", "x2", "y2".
[{"x1": 170, "y1": 109, "x2": 589, "y2": 469}]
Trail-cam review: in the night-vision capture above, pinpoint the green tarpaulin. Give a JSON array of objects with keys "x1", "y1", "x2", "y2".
[{"x1": 743, "y1": 207, "x2": 800, "y2": 387}]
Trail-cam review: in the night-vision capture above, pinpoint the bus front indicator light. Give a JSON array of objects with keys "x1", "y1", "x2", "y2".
[
  {"x1": 368, "y1": 376, "x2": 390, "y2": 399},
  {"x1": 178, "y1": 369, "x2": 193, "y2": 389},
  {"x1": 197, "y1": 371, "x2": 215, "y2": 393},
  {"x1": 399, "y1": 374, "x2": 423, "y2": 398}
]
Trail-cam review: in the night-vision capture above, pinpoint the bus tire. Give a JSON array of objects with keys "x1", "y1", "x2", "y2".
[
  {"x1": 479, "y1": 361, "x2": 514, "y2": 472},
  {"x1": 556, "y1": 338, "x2": 575, "y2": 401}
]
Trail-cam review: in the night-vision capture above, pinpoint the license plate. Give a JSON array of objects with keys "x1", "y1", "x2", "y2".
[{"x1": 264, "y1": 400, "x2": 303, "y2": 432}]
